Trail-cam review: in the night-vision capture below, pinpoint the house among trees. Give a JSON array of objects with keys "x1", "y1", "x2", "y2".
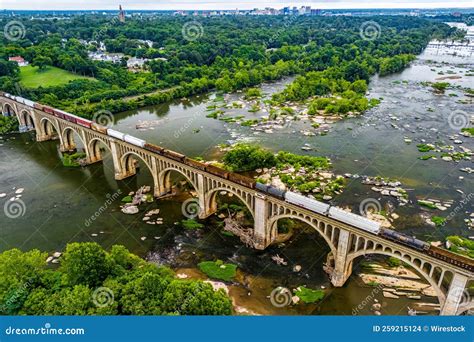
[{"x1": 8, "y1": 56, "x2": 29, "y2": 67}]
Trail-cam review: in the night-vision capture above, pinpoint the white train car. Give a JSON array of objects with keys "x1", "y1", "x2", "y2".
[
  {"x1": 328, "y1": 207, "x2": 381, "y2": 234},
  {"x1": 285, "y1": 191, "x2": 330, "y2": 215},
  {"x1": 13, "y1": 96, "x2": 23, "y2": 104},
  {"x1": 107, "y1": 129, "x2": 125, "y2": 141},
  {"x1": 23, "y1": 99, "x2": 35, "y2": 108},
  {"x1": 124, "y1": 135, "x2": 146, "y2": 148}
]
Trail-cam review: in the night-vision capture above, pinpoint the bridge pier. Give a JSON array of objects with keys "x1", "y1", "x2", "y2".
[
  {"x1": 197, "y1": 175, "x2": 214, "y2": 219},
  {"x1": 110, "y1": 141, "x2": 129, "y2": 180},
  {"x1": 253, "y1": 196, "x2": 270, "y2": 250},
  {"x1": 331, "y1": 230, "x2": 352, "y2": 287},
  {"x1": 440, "y1": 273, "x2": 468, "y2": 315}
]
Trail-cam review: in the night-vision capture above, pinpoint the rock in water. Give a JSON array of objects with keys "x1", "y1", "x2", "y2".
[
  {"x1": 121, "y1": 205, "x2": 139, "y2": 215},
  {"x1": 293, "y1": 265, "x2": 302, "y2": 272}
]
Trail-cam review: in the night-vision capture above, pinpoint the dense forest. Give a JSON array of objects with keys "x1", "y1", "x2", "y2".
[
  {"x1": 0, "y1": 242, "x2": 232, "y2": 315},
  {"x1": 0, "y1": 14, "x2": 460, "y2": 118}
]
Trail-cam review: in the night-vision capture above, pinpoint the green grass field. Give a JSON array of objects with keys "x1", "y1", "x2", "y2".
[{"x1": 19, "y1": 65, "x2": 94, "y2": 88}]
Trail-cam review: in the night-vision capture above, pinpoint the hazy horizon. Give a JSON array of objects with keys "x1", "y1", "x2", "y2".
[{"x1": 1, "y1": 1, "x2": 473, "y2": 11}]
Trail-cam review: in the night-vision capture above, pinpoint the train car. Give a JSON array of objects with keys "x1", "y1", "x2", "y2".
[
  {"x1": 91, "y1": 122, "x2": 108, "y2": 135},
  {"x1": 285, "y1": 191, "x2": 330, "y2": 215},
  {"x1": 62, "y1": 112, "x2": 77, "y2": 124},
  {"x1": 163, "y1": 149, "x2": 186, "y2": 162},
  {"x1": 124, "y1": 135, "x2": 146, "y2": 148},
  {"x1": 255, "y1": 182, "x2": 286, "y2": 199},
  {"x1": 183, "y1": 157, "x2": 207, "y2": 171},
  {"x1": 267, "y1": 185, "x2": 286, "y2": 200},
  {"x1": 328, "y1": 207, "x2": 381, "y2": 234},
  {"x1": 76, "y1": 117, "x2": 92, "y2": 129},
  {"x1": 52, "y1": 109, "x2": 65, "y2": 119},
  {"x1": 228, "y1": 172, "x2": 256, "y2": 189},
  {"x1": 42, "y1": 106, "x2": 55, "y2": 115},
  {"x1": 23, "y1": 99, "x2": 35, "y2": 108},
  {"x1": 380, "y1": 228, "x2": 429, "y2": 251},
  {"x1": 13, "y1": 96, "x2": 25, "y2": 105},
  {"x1": 144, "y1": 143, "x2": 164, "y2": 155},
  {"x1": 256, "y1": 182, "x2": 268, "y2": 193},
  {"x1": 427, "y1": 246, "x2": 474, "y2": 272},
  {"x1": 107, "y1": 129, "x2": 126, "y2": 141},
  {"x1": 205, "y1": 164, "x2": 229, "y2": 179},
  {"x1": 33, "y1": 103, "x2": 44, "y2": 111}
]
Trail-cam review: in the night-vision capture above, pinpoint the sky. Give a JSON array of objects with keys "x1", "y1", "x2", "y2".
[{"x1": 1, "y1": 0, "x2": 473, "y2": 11}]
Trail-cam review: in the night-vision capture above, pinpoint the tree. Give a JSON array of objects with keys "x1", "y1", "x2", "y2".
[
  {"x1": 32, "y1": 56, "x2": 52, "y2": 70},
  {"x1": 0, "y1": 60, "x2": 19, "y2": 77},
  {"x1": 61, "y1": 242, "x2": 110, "y2": 287},
  {"x1": 223, "y1": 144, "x2": 276, "y2": 172}
]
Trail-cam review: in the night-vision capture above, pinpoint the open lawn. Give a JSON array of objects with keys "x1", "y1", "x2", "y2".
[{"x1": 19, "y1": 65, "x2": 94, "y2": 88}]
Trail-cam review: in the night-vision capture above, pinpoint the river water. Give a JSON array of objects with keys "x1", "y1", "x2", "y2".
[{"x1": 0, "y1": 40, "x2": 472, "y2": 315}]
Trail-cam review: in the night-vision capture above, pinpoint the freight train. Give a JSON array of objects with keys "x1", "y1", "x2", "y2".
[{"x1": 3, "y1": 93, "x2": 473, "y2": 271}]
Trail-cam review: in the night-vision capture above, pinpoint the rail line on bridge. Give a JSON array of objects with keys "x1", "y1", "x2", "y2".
[{"x1": 1, "y1": 93, "x2": 473, "y2": 315}]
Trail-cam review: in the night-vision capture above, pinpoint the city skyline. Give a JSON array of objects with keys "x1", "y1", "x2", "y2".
[{"x1": 1, "y1": 0, "x2": 473, "y2": 11}]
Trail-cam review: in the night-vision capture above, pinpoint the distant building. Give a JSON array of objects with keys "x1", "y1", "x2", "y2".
[
  {"x1": 118, "y1": 5, "x2": 125, "y2": 23},
  {"x1": 8, "y1": 56, "x2": 28, "y2": 67}
]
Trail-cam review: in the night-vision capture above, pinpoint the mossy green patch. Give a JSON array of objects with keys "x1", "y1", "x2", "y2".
[
  {"x1": 121, "y1": 195, "x2": 133, "y2": 203},
  {"x1": 61, "y1": 152, "x2": 86, "y2": 167},
  {"x1": 294, "y1": 287, "x2": 324, "y2": 303},
  {"x1": 432, "y1": 216, "x2": 446, "y2": 227},
  {"x1": 181, "y1": 219, "x2": 204, "y2": 230},
  {"x1": 198, "y1": 260, "x2": 237, "y2": 281}
]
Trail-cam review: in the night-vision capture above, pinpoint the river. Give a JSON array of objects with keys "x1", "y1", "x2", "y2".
[{"x1": 0, "y1": 38, "x2": 472, "y2": 315}]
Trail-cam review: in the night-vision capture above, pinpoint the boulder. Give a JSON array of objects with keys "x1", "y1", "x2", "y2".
[
  {"x1": 383, "y1": 291, "x2": 400, "y2": 299},
  {"x1": 121, "y1": 205, "x2": 139, "y2": 215}
]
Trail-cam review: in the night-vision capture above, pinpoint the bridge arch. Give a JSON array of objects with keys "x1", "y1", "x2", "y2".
[
  {"x1": 158, "y1": 166, "x2": 199, "y2": 194},
  {"x1": 346, "y1": 249, "x2": 446, "y2": 307},
  {"x1": 62, "y1": 126, "x2": 87, "y2": 151},
  {"x1": 2, "y1": 102, "x2": 16, "y2": 117},
  {"x1": 88, "y1": 137, "x2": 112, "y2": 163},
  {"x1": 120, "y1": 151, "x2": 155, "y2": 180},
  {"x1": 40, "y1": 117, "x2": 61, "y2": 142},
  {"x1": 268, "y1": 214, "x2": 337, "y2": 255},
  {"x1": 457, "y1": 302, "x2": 474, "y2": 315},
  {"x1": 205, "y1": 187, "x2": 255, "y2": 221},
  {"x1": 19, "y1": 109, "x2": 35, "y2": 129}
]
